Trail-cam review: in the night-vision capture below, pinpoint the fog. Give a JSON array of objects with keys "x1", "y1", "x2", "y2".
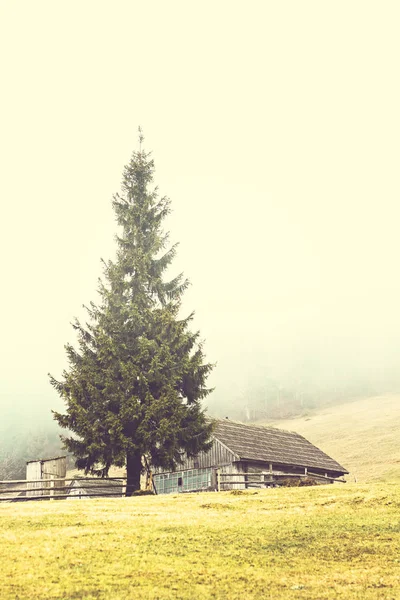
[{"x1": 1, "y1": 2, "x2": 400, "y2": 437}]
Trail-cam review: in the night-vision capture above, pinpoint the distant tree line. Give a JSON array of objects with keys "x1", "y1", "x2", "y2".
[
  {"x1": 0, "y1": 429, "x2": 73, "y2": 481},
  {"x1": 210, "y1": 374, "x2": 400, "y2": 422}
]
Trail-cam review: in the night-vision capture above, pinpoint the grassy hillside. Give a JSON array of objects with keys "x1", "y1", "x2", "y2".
[
  {"x1": 1, "y1": 484, "x2": 400, "y2": 599},
  {"x1": 269, "y1": 394, "x2": 400, "y2": 483}
]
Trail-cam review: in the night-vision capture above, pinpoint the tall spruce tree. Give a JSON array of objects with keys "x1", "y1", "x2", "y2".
[{"x1": 50, "y1": 133, "x2": 214, "y2": 494}]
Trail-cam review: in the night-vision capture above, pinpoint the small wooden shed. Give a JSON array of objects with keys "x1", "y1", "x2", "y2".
[
  {"x1": 26, "y1": 456, "x2": 66, "y2": 498},
  {"x1": 152, "y1": 419, "x2": 348, "y2": 494}
]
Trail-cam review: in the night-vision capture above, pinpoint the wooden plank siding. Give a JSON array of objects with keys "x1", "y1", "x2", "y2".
[
  {"x1": 153, "y1": 438, "x2": 238, "y2": 474},
  {"x1": 26, "y1": 460, "x2": 42, "y2": 498},
  {"x1": 26, "y1": 457, "x2": 66, "y2": 498}
]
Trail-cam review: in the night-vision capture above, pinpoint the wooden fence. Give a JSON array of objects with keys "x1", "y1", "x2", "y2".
[
  {"x1": 215, "y1": 471, "x2": 346, "y2": 490},
  {"x1": 0, "y1": 477, "x2": 141, "y2": 502},
  {"x1": 0, "y1": 469, "x2": 345, "y2": 502}
]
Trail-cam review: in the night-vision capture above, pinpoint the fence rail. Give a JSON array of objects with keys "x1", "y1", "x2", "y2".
[
  {"x1": 0, "y1": 477, "x2": 144, "y2": 503},
  {"x1": 0, "y1": 477, "x2": 126, "y2": 485},
  {"x1": 0, "y1": 469, "x2": 345, "y2": 502},
  {"x1": 216, "y1": 470, "x2": 346, "y2": 490}
]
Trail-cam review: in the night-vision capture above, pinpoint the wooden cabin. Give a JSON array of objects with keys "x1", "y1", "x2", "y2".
[{"x1": 152, "y1": 420, "x2": 348, "y2": 494}]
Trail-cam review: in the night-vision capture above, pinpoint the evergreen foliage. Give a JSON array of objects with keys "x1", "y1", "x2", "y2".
[{"x1": 50, "y1": 133, "x2": 214, "y2": 493}]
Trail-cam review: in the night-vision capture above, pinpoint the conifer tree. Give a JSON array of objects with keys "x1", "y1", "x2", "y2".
[{"x1": 50, "y1": 133, "x2": 214, "y2": 494}]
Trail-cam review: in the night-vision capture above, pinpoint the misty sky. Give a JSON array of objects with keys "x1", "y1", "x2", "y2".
[{"x1": 1, "y1": 2, "x2": 400, "y2": 425}]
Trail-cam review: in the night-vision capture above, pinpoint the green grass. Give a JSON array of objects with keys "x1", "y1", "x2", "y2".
[
  {"x1": 1, "y1": 484, "x2": 400, "y2": 599},
  {"x1": 269, "y1": 394, "x2": 400, "y2": 483}
]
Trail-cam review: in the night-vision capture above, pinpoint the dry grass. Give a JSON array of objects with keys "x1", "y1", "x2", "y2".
[
  {"x1": 269, "y1": 394, "x2": 400, "y2": 483},
  {"x1": 1, "y1": 483, "x2": 400, "y2": 599}
]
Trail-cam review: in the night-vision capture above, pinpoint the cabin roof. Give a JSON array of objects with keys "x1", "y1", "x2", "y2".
[
  {"x1": 26, "y1": 455, "x2": 67, "y2": 464},
  {"x1": 212, "y1": 420, "x2": 348, "y2": 474}
]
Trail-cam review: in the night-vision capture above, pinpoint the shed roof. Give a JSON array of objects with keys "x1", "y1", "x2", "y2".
[
  {"x1": 67, "y1": 466, "x2": 126, "y2": 479},
  {"x1": 213, "y1": 420, "x2": 348, "y2": 474},
  {"x1": 26, "y1": 455, "x2": 67, "y2": 465}
]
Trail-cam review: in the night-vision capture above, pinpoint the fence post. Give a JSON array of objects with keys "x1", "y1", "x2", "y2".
[
  {"x1": 217, "y1": 468, "x2": 221, "y2": 492},
  {"x1": 50, "y1": 476, "x2": 54, "y2": 501}
]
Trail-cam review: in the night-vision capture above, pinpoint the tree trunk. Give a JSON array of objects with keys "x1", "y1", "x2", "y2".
[{"x1": 126, "y1": 451, "x2": 142, "y2": 496}]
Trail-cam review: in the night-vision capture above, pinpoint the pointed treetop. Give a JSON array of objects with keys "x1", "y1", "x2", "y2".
[{"x1": 138, "y1": 126, "x2": 144, "y2": 153}]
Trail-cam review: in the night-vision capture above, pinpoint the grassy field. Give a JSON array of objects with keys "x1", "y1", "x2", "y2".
[
  {"x1": 1, "y1": 483, "x2": 400, "y2": 599},
  {"x1": 269, "y1": 394, "x2": 400, "y2": 483}
]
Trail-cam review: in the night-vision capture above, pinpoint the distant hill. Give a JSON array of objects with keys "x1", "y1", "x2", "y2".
[{"x1": 266, "y1": 394, "x2": 400, "y2": 483}]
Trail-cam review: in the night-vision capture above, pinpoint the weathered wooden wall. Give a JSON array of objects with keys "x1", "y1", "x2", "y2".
[
  {"x1": 26, "y1": 457, "x2": 66, "y2": 498},
  {"x1": 154, "y1": 438, "x2": 237, "y2": 474},
  {"x1": 26, "y1": 461, "x2": 42, "y2": 497}
]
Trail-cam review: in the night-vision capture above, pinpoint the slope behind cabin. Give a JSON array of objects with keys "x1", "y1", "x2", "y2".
[{"x1": 152, "y1": 419, "x2": 348, "y2": 494}]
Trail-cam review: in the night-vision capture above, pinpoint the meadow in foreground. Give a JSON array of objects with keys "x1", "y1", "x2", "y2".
[{"x1": 1, "y1": 483, "x2": 399, "y2": 599}]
